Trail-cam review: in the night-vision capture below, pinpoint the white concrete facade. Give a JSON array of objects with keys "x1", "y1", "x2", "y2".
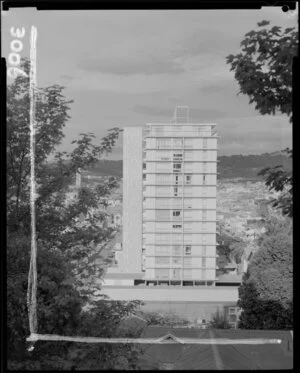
[
  {"x1": 102, "y1": 286, "x2": 237, "y2": 302},
  {"x1": 143, "y1": 122, "x2": 218, "y2": 283},
  {"x1": 121, "y1": 127, "x2": 143, "y2": 273}
]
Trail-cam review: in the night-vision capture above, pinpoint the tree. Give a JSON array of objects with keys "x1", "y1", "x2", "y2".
[
  {"x1": 226, "y1": 21, "x2": 296, "y2": 217},
  {"x1": 210, "y1": 309, "x2": 231, "y2": 329},
  {"x1": 237, "y1": 217, "x2": 293, "y2": 329},
  {"x1": 258, "y1": 154, "x2": 292, "y2": 217},
  {"x1": 7, "y1": 59, "x2": 143, "y2": 369},
  {"x1": 228, "y1": 241, "x2": 246, "y2": 264}
]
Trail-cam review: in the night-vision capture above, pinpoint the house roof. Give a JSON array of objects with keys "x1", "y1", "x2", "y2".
[{"x1": 137, "y1": 327, "x2": 293, "y2": 370}]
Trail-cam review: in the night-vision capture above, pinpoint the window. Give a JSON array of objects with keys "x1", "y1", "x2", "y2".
[
  {"x1": 184, "y1": 188, "x2": 193, "y2": 197},
  {"x1": 184, "y1": 211, "x2": 193, "y2": 220},
  {"x1": 157, "y1": 234, "x2": 168, "y2": 243},
  {"x1": 143, "y1": 174, "x2": 147, "y2": 181},
  {"x1": 184, "y1": 257, "x2": 192, "y2": 266},
  {"x1": 174, "y1": 175, "x2": 179, "y2": 184},
  {"x1": 156, "y1": 246, "x2": 170, "y2": 255},
  {"x1": 174, "y1": 164, "x2": 182, "y2": 169},
  {"x1": 185, "y1": 174, "x2": 192, "y2": 185},
  {"x1": 173, "y1": 210, "x2": 181, "y2": 217},
  {"x1": 185, "y1": 223, "x2": 193, "y2": 232},
  {"x1": 172, "y1": 245, "x2": 181, "y2": 255},
  {"x1": 185, "y1": 151, "x2": 193, "y2": 160},
  {"x1": 172, "y1": 268, "x2": 181, "y2": 279},
  {"x1": 184, "y1": 139, "x2": 193, "y2": 148},
  {"x1": 143, "y1": 162, "x2": 146, "y2": 170},
  {"x1": 172, "y1": 257, "x2": 182, "y2": 265},
  {"x1": 173, "y1": 138, "x2": 183, "y2": 148},
  {"x1": 173, "y1": 186, "x2": 180, "y2": 197},
  {"x1": 173, "y1": 153, "x2": 183, "y2": 161},
  {"x1": 203, "y1": 175, "x2": 206, "y2": 185},
  {"x1": 172, "y1": 234, "x2": 182, "y2": 243},
  {"x1": 157, "y1": 139, "x2": 171, "y2": 149},
  {"x1": 203, "y1": 138, "x2": 207, "y2": 149},
  {"x1": 185, "y1": 246, "x2": 192, "y2": 255},
  {"x1": 155, "y1": 269, "x2": 169, "y2": 279},
  {"x1": 158, "y1": 151, "x2": 171, "y2": 161},
  {"x1": 173, "y1": 163, "x2": 182, "y2": 173},
  {"x1": 184, "y1": 234, "x2": 193, "y2": 243},
  {"x1": 184, "y1": 200, "x2": 192, "y2": 209},
  {"x1": 156, "y1": 187, "x2": 170, "y2": 197},
  {"x1": 171, "y1": 199, "x2": 181, "y2": 209},
  {"x1": 156, "y1": 199, "x2": 170, "y2": 208},
  {"x1": 155, "y1": 257, "x2": 170, "y2": 265},
  {"x1": 157, "y1": 174, "x2": 170, "y2": 185},
  {"x1": 156, "y1": 210, "x2": 170, "y2": 221},
  {"x1": 173, "y1": 224, "x2": 182, "y2": 229},
  {"x1": 156, "y1": 162, "x2": 170, "y2": 172},
  {"x1": 183, "y1": 269, "x2": 192, "y2": 279}
]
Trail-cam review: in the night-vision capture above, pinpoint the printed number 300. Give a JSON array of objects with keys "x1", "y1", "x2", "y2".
[{"x1": 8, "y1": 27, "x2": 28, "y2": 79}]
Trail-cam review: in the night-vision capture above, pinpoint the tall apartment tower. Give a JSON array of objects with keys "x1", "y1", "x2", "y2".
[
  {"x1": 117, "y1": 107, "x2": 218, "y2": 286},
  {"x1": 143, "y1": 107, "x2": 218, "y2": 285}
]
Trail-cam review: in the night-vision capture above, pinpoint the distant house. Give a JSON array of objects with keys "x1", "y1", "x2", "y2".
[
  {"x1": 136, "y1": 327, "x2": 293, "y2": 370},
  {"x1": 216, "y1": 258, "x2": 238, "y2": 276}
]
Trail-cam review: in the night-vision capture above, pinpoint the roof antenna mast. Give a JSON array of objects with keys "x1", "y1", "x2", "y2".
[{"x1": 172, "y1": 106, "x2": 189, "y2": 123}]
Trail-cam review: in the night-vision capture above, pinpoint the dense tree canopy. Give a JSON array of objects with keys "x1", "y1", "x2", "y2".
[
  {"x1": 237, "y1": 216, "x2": 293, "y2": 329},
  {"x1": 226, "y1": 20, "x2": 297, "y2": 120},
  {"x1": 7, "y1": 59, "x2": 143, "y2": 369},
  {"x1": 227, "y1": 21, "x2": 296, "y2": 217}
]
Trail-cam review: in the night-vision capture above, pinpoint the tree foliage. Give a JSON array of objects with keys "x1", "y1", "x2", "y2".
[
  {"x1": 226, "y1": 20, "x2": 297, "y2": 120},
  {"x1": 237, "y1": 217, "x2": 293, "y2": 329},
  {"x1": 210, "y1": 309, "x2": 231, "y2": 329},
  {"x1": 258, "y1": 150, "x2": 293, "y2": 217},
  {"x1": 7, "y1": 59, "x2": 142, "y2": 369},
  {"x1": 226, "y1": 21, "x2": 296, "y2": 217}
]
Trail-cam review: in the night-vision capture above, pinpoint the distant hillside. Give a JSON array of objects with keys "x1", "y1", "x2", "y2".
[
  {"x1": 218, "y1": 152, "x2": 292, "y2": 179},
  {"x1": 86, "y1": 160, "x2": 123, "y2": 177},
  {"x1": 86, "y1": 153, "x2": 292, "y2": 180}
]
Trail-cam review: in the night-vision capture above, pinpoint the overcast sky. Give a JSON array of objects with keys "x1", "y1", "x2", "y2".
[{"x1": 3, "y1": 7, "x2": 296, "y2": 159}]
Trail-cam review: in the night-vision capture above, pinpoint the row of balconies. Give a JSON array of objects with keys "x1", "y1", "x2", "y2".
[
  {"x1": 144, "y1": 130, "x2": 217, "y2": 137},
  {"x1": 143, "y1": 198, "x2": 217, "y2": 209},
  {"x1": 145, "y1": 137, "x2": 217, "y2": 150},
  {"x1": 144, "y1": 151, "x2": 217, "y2": 162},
  {"x1": 144, "y1": 223, "x2": 216, "y2": 231},
  {"x1": 146, "y1": 257, "x2": 216, "y2": 266}
]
